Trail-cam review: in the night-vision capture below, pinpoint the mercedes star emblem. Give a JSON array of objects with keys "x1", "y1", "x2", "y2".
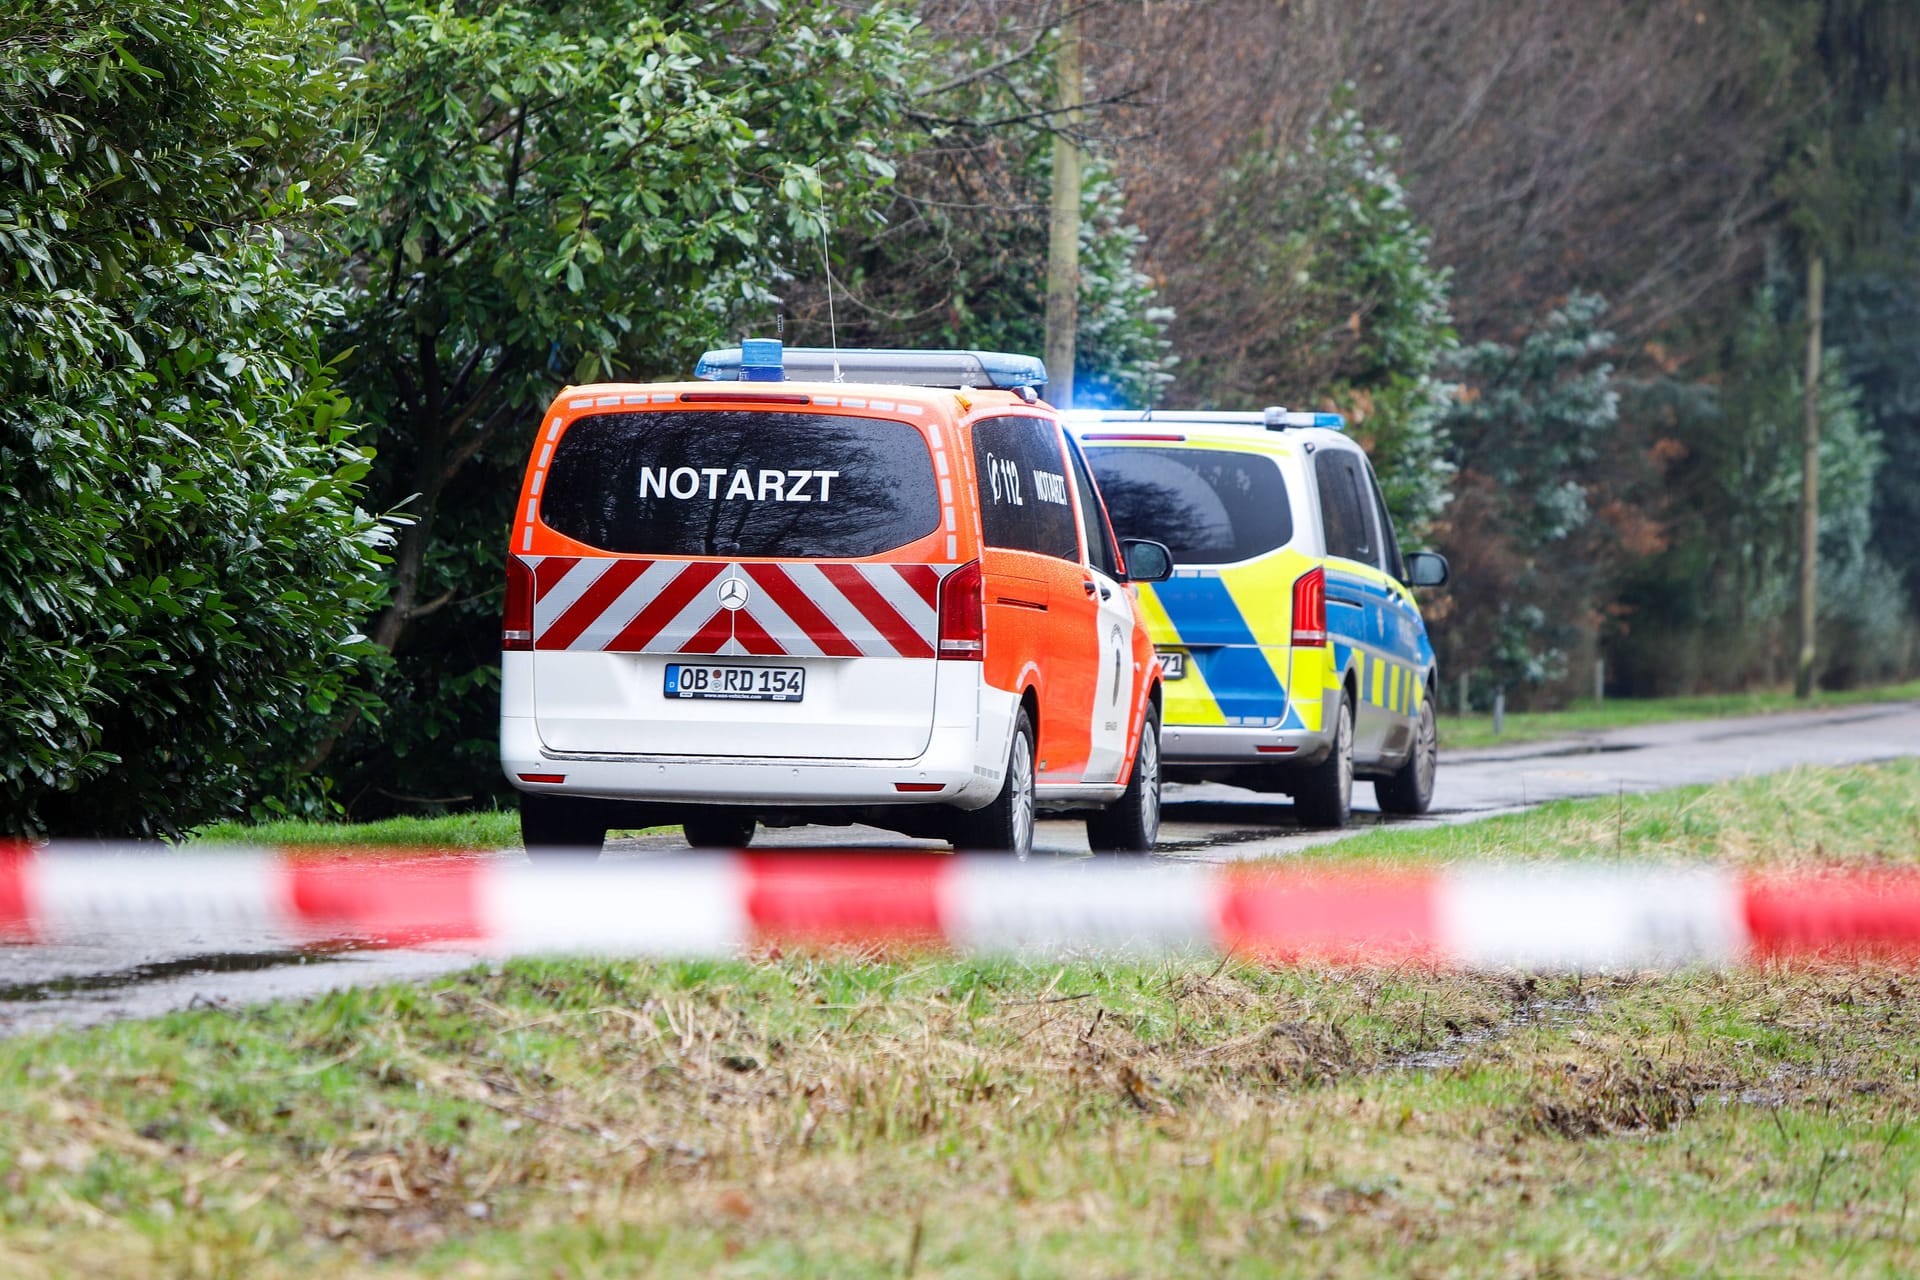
[{"x1": 717, "y1": 577, "x2": 750, "y2": 611}]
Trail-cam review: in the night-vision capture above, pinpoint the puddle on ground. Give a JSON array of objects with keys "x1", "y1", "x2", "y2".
[
  {"x1": 1526, "y1": 742, "x2": 1641, "y2": 759},
  {"x1": 0, "y1": 943, "x2": 368, "y2": 1004},
  {"x1": 1385, "y1": 995, "x2": 1602, "y2": 1072},
  {"x1": 1153, "y1": 828, "x2": 1279, "y2": 853}
]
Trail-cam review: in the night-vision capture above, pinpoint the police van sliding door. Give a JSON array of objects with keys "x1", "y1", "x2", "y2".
[
  {"x1": 1313, "y1": 450, "x2": 1398, "y2": 762},
  {"x1": 528, "y1": 409, "x2": 947, "y2": 760}
]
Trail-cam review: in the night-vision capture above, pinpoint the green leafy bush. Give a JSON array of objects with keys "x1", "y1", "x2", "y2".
[{"x1": 0, "y1": 0, "x2": 388, "y2": 836}]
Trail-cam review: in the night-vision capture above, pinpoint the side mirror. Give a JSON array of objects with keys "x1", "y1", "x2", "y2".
[
  {"x1": 1404, "y1": 551, "x2": 1450, "y2": 588},
  {"x1": 1120, "y1": 538, "x2": 1174, "y2": 583}
]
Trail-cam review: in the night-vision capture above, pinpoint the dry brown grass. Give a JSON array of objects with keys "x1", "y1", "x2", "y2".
[{"x1": 5, "y1": 761, "x2": 1920, "y2": 1275}]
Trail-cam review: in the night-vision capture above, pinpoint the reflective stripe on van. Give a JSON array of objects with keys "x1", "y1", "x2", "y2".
[{"x1": 525, "y1": 555, "x2": 952, "y2": 659}]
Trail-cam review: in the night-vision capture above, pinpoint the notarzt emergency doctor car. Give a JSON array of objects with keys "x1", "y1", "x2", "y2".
[
  {"x1": 501, "y1": 342, "x2": 1173, "y2": 858},
  {"x1": 1069, "y1": 408, "x2": 1449, "y2": 828}
]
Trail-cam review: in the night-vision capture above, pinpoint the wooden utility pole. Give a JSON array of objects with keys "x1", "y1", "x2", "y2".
[
  {"x1": 1795, "y1": 251, "x2": 1825, "y2": 700},
  {"x1": 1043, "y1": 8, "x2": 1082, "y2": 408}
]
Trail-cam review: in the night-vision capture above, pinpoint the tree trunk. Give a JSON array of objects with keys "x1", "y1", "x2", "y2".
[
  {"x1": 1794, "y1": 250, "x2": 1824, "y2": 699},
  {"x1": 1043, "y1": 8, "x2": 1081, "y2": 408}
]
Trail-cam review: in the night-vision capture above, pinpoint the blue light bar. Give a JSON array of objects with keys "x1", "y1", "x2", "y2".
[
  {"x1": 1065, "y1": 408, "x2": 1348, "y2": 432},
  {"x1": 739, "y1": 337, "x2": 785, "y2": 382},
  {"x1": 695, "y1": 344, "x2": 1049, "y2": 391},
  {"x1": 1263, "y1": 406, "x2": 1345, "y2": 431}
]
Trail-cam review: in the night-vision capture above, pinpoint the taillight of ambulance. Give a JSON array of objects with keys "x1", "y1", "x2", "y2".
[
  {"x1": 503, "y1": 555, "x2": 534, "y2": 651},
  {"x1": 938, "y1": 560, "x2": 985, "y2": 660}
]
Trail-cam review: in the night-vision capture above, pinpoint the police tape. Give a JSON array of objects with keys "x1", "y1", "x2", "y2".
[{"x1": 4, "y1": 845, "x2": 1920, "y2": 970}]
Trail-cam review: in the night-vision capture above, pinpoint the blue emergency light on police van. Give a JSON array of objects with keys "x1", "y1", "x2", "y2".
[
  {"x1": 695, "y1": 340, "x2": 1049, "y2": 391},
  {"x1": 1263, "y1": 406, "x2": 1346, "y2": 431},
  {"x1": 1064, "y1": 406, "x2": 1347, "y2": 431}
]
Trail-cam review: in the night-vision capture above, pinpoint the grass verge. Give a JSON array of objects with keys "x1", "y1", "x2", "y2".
[
  {"x1": 1439, "y1": 677, "x2": 1920, "y2": 751},
  {"x1": 191, "y1": 810, "x2": 526, "y2": 850},
  {"x1": 189, "y1": 811, "x2": 672, "y2": 851},
  {"x1": 4, "y1": 760, "x2": 1919, "y2": 1276}
]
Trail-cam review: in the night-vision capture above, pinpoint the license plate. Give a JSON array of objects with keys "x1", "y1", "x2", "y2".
[
  {"x1": 1156, "y1": 651, "x2": 1187, "y2": 680},
  {"x1": 664, "y1": 664, "x2": 805, "y2": 702}
]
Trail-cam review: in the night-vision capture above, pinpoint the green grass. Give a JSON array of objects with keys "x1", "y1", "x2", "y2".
[
  {"x1": 1322, "y1": 757, "x2": 1920, "y2": 868},
  {"x1": 1438, "y1": 677, "x2": 1920, "y2": 751},
  {"x1": 8, "y1": 760, "x2": 1920, "y2": 1276},
  {"x1": 191, "y1": 809, "x2": 526, "y2": 850},
  {"x1": 189, "y1": 809, "x2": 671, "y2": 850}
]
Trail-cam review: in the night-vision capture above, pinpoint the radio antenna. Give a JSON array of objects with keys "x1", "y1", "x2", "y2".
[{"x1": 818, "y1": 202, "x2": 843, "y2": 383}]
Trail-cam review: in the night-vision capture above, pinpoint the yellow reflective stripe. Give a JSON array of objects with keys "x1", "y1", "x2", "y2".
[
  {"x1": 1134, "y1": 583, "x2": 1179, "y2": 645},
  {"x1": 1289, "y1": 646, "x2": 1331, "y2": 732},
  {"x1": 1371, "y1": 655, "x2": 1385, "y2": 708},
  {"x1": 1215, "y1": 562, "x2": 1296, "y2": 649}
]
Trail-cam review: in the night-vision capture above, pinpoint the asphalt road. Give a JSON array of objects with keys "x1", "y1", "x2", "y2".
[{"x1": 4, "y1": 700, "x2": 1916, "y2": 1035}]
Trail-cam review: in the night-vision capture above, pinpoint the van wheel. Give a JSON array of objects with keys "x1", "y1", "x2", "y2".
[
  {"x1": 1086, "y1": 705, "x2": 1161, "y2": 854},
  {"x1": 682, "y1": 810, "x2": 757, "y2": 849},
  {"x1": 954, "y1": 707, "x2": 1036, "y2": 857},
  {"x1": 1293, "y1": 695, "x2": 1353, "y2": 829},
  {"x1": 1375, "y1": 696, "x2": 1437, "y2": 815},
  {"x1": 520, "y1": 792, "x2": 608, "y2": 860}
]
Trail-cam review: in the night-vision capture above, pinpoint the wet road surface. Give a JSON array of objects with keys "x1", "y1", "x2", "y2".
[{"x1": 5, "y1": 700, "x2": 1916, "y2": 1035}]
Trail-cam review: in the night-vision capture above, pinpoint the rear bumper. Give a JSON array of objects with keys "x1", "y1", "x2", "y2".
[
  {"x1": 500, "y1": 647, "x2": 1019, "y2": 809},
  {"x1": 501, "y1": 714, "x2": 1003, "y2": 807},
  {"x1": 1161, "y1": 687, "x2": 1340, "y2": 765}
]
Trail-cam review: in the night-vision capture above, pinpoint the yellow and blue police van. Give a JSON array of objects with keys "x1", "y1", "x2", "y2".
[{"x1": 1066, "y1": 408, "x2": 1449, "y2": 827}]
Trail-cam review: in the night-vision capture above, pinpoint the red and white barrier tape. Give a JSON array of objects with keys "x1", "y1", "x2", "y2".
[{"x1": 4, "y1": 845, "x2": 1920, "y2": 970}]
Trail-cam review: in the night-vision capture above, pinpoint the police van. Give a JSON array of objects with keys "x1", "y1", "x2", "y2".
[
  {"x1": 1067, "y1": 408, "x2": 1449, "y2": 827},
  {"x1": 500, "y1": 342, "x2": 1172, "y2": 857}
]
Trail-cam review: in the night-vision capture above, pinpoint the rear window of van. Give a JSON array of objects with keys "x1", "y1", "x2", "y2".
[
  {"x1": 540, "y1": 411, "x2": 939, "y2": 558},
  {"x1": 1085, "y1": 446, "x2": 1294, "y2": 565}
]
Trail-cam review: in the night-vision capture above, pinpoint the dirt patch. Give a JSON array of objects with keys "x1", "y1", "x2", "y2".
[{"x1": 1523, "y1": 1057, "x2": 1710, "y2": 1138}]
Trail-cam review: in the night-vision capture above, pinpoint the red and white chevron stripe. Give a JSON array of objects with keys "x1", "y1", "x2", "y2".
[
  {"x1": 8, "y1": 848, "x2": 1920, "y2": 971},
  {"x1": 524, "y1": 556, "x2": 952, "y2": 659}
]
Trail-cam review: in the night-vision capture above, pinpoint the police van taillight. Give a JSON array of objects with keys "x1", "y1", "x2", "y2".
[
  {"x1": 938, "y1": 559, "x2": 985, "y2": 660},
  {"x1": 504, "y1": 555, "x2": 534, "y2": 651},
  {"x1": 1291, "y1": 567, "x2": 1327, "y2": 647}
]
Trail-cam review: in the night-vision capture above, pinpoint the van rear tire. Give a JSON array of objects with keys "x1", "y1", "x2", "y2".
[
  {"x1": 520, "y1": 792, "x2": 608, "y2": 860},
  {"x1": 952, "y1": 707, "x2": 1036, "y2": 857},
  {"x1": 1374, "y1": 696, "x2": 1437, "y2": 815},
  {"x1": 1086, "y1": 705, "x2": 1161, "y2": 854},
  {"x1": 682, "y1": 810, "x2": 757, "y2": 849},
  {"x1": 1292, "y1": 695, "x2": 1354, "y2": 829}
]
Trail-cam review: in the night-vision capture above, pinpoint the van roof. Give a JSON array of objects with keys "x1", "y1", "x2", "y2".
[{"x1": 550, "y1": 380, "x2": 1039, "y2": 418}]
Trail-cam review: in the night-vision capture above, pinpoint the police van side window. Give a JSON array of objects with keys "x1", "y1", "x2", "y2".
[
  {"x1": 972, "y1": 416, "x2": 1080, "y2": 561},
  {"x1": 1366, "y1": 466, "x2": 1405, "y2": 581},
  {"x1": 1314, "y1": 451, "x2": 1379, "y2": 568},
  {"x1": 1063, "y1": 434, "x2": 1118, "y2": 576}
]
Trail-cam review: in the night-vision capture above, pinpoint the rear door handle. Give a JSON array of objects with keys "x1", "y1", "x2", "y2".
[{"x1": 1083, "y1": 580, "x2": 1098, "y2": 596}]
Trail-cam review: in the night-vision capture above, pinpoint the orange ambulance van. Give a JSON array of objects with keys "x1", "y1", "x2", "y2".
[{"x1": 500, "y1": 342, "x2": 1172, "y2": 858}]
